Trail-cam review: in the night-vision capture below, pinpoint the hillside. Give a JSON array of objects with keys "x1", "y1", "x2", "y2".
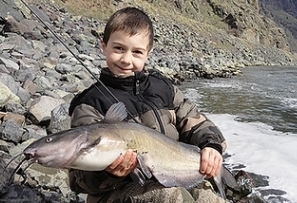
[
  {"x1": 53, "y1": 0, "x2": 297, "y2": 66},
  {"x1": 56, "y1": 0, "x2": 289, "y2": 49},
  {"x1": 2, "y1": 0, "x2": 297, "y2": 75},
  {"x1": 259, "y1": 0, "x2": 297, "y2": 52}
]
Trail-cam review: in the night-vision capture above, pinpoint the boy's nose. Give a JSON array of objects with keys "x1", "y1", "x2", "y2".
[{"x1": 120, "y1": 52, "x2": 132, "y2": 64}]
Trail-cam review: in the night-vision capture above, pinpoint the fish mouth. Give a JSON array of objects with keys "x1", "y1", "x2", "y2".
[
  {"x1": 24, "y1": 152, "x2": 48, "y2": 166},
  {"x1": 24, "y1": 148, "x2": 38, "y2": 161}
]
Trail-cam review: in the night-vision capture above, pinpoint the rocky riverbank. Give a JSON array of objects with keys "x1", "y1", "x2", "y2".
[{"x1": 0, "y1": 0, "x2": 294, "y2": 202}]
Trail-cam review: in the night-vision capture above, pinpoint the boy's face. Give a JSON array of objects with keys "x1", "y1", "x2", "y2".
[{"x1": 101, "y1": 30, "x2": 151, "y2": 77}]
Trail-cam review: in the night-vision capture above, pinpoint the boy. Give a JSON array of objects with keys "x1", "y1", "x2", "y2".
[{"x1": 68, "y1": 7, "x2": 227, "y2": 203}]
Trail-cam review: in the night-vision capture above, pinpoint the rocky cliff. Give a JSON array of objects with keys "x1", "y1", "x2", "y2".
[
  {"x1": 146, "y1": 0, "x2": 291, "y2": 51},
  {"x1": 2, "y1": 0, "x2": 297, "y2": 73},
  {"x1": 259, "y1": 0, "x2": 297, "y2": 52},
  {"x1": 60, "y1": 0, "x2": 293, "y2": 50}
]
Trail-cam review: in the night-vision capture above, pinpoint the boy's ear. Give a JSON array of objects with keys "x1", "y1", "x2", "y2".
[
  {"x1": 100, "y1": 39, "x2": 107, "y2": 54},
  {"x1": 148, "y1": 48, "x2": 153, "y2": 56}
]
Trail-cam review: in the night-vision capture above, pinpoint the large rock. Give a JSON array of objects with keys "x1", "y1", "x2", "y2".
[
  {"x1": 0, "y1": 0, "x2": 25, "y2": 21},
  {"x1": 0, "y1": 82, "x2": 21, "y2": 107},
  {"x1": 0, "y1": 120, "x2": 26, "y2": 144},
  {"x1": 0, "y1": 56, "x2": 19, "y2": 70},
  {"x1": 28, "y1": 96, "x2": 65, "y2": 124},
  {"x1": 48, "y1": 103, "x2": 71, "y2": 133}
]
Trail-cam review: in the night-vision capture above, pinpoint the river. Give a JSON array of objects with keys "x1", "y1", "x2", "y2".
[{"x1": 179, "y1": 66, "x2": 297, "y2": 203}]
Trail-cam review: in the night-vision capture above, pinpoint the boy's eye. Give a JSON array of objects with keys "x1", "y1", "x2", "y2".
[
  {"x1": 134, "y1": 50, "x2": 143, "y2": 55},
  {"x1": 114, "y1": 46, "x2": 124, "y2": 51}
]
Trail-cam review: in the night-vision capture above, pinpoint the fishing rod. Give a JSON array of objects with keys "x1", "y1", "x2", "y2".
[{"x1": 19, "y1": 0, "x2": 138, "y2": 123}]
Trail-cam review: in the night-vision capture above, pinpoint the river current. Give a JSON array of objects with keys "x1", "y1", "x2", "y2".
[{"x1": 179, "y1": 66, "x2": 297, "y2": 203}]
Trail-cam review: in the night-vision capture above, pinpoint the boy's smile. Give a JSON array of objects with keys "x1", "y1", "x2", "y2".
[{"x1": 101, "y1": 30, "x2": 151, "y2": 77}]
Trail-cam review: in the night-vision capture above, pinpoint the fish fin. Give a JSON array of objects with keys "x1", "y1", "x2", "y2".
[
  {"x1": 221, "y1": 165, "x2": 238, "y2": 188},
  {"x1": 153, "y1": 169, "x2": 205, "y2": 189},
  {"x1": 137, "y1": 155, "x2": 153, "y2": 179},
  {"x1": 212, "y1": 165, "x2": 237, "y2": 199},
  {"x1": 130, "y1": 168, "x2": 147, "y2": 186},
  {"x1": 81, "y1": 135, "x2": 102, "y2": 151},
  {"x1": 130, "y1": 155, "x2": 153, "y2": 186},
  {"x1": 104, "y1": 102, "x2": 127, "y2": 123},
  {"x1": 213, "y1": 175, "x2": 226, "y2": 199}
]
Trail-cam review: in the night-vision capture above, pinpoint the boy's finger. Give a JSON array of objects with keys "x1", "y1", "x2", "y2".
[
  {"x1": 121, "y1": 150, "x2": 134, "y2": 168},
  {"x1": 108, "y1": 154, "x2": 124, "y2": 170},
  {"x1": 199, "y1": 151, "x2": 209, "y2": 174},
  {"x1": 215, "y1": 157, "x2": 223, "y2": 176}
]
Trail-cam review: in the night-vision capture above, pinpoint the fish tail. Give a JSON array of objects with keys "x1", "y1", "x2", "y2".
[
  {"x1": 213, "y1": 175, "x2": 226, "y2": 199},
  {"x1": 221, "y1": 165, "x2": 237, "y2": 189},
  {"x1": 213, "y1": 165, "x2": 237, "y2": 199}
]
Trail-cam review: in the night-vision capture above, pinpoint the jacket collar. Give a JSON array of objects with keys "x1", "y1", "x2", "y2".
[{"x1": 99, "y1": 68, "x2": 148, "y2": 91}]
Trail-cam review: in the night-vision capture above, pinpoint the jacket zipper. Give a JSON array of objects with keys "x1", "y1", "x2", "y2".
[{"x1": 135, "y1": 79, "x2": 166, "y2": 134}]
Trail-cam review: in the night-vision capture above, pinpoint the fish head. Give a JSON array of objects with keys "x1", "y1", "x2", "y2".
[
  {"x1": 69, "y1": 127, "x2": 128, "y2": 171},
  {"x1": 23, "y1": 128, "x2": 90, "y2": 168}
]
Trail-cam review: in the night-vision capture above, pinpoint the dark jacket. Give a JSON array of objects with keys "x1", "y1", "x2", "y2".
[{"x1": 68, "y1": 68, "x2": 226, "y2": 201}]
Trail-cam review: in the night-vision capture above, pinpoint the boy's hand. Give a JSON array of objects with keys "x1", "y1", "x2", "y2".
[
  {"x1": 105, "y1": 149, "x2": 138, "y2": 177},
  {"x1": 200, "y1": 147, "x2": 223, "y2": 177}
]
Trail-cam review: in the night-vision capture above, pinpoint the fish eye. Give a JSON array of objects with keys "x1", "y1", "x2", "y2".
[{"x1": 45, "y1": 137, "x2": 52, "y2": 143}]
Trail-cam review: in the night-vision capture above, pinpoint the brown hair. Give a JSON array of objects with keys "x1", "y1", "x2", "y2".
[{"x1": 103, "y1": 7, "x2": 154, "y2": 51}]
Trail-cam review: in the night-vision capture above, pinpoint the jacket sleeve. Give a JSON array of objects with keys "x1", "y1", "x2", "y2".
[
  {"x1": 173, "y1": 86, "x2": 227, "y2": 154},
  {"x1": 68, "y1": 103, "x2": 125, "y2": 194}
]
